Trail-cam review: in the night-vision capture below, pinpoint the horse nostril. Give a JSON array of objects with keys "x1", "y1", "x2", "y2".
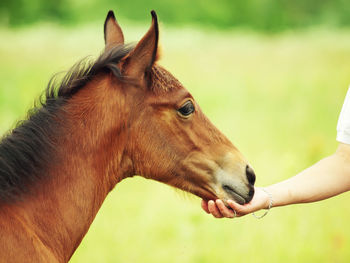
[
  {"x1": 249, "y1": 187, "x2": 255, "y2": 197},
  {"x1": 246, "y1": 165, "x2": 256, "y2": 185}
]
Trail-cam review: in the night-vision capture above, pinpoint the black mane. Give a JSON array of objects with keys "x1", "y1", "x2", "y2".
[{"x1": 0, "y1": 44, "x2": 133, "y2": 202}]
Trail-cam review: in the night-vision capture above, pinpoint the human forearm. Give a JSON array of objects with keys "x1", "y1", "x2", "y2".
[{"x1": 266, "y1": 143, "x2": 350, "y2": 207}]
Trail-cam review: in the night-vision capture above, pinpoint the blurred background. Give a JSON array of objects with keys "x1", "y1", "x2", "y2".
[{"x1": 1, "y1": 0, "x2": 350, "y2": 262}]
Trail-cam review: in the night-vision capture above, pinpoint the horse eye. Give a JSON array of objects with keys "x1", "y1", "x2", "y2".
[{"x1": 178, "y1": 100, "x2": 195, "y2": 117}]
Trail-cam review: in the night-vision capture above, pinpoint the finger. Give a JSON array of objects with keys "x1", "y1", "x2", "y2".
[
  {"x1": 215, "y1": 200, "x2": 235, "y2": 218},
  {"x1": 227, "y1": 200, "x2": 249, "y2": 216},
  {"x1": 208, "y1": 200, "x2": 223, "y2": 218},
  {"x1": 201, "y1": 200, "x2": 210, "y2": 214}
]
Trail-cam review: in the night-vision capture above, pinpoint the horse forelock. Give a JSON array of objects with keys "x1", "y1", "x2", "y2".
[{"x1": 150, "y1": 65, "x2": 183, "y2": 93}]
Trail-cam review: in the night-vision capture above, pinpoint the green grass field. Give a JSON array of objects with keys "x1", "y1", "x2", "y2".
[{"x1": 1, "y1": 23, "x2": 350, "y2": 262}]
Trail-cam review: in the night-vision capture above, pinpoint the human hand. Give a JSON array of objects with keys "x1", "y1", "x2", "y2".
[{"x1": 201, "y1": 187, "x2": 270, "y2": 218}]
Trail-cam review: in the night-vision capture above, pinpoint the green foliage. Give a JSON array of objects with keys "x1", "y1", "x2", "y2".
[
  {"x1": 1, "y1": 0, "x2": 350, "y2": 31},
  {"x1": 1, "y1": 24, "x2": 350, "y2": 262}
]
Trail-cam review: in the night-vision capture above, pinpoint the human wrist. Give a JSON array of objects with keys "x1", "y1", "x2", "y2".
[
  {"x1": 252, "y1": 188, "x2": 273, "y2": 219},
  {"x1": 263, "y1": 186, "x2": 275, "y2": 209}
]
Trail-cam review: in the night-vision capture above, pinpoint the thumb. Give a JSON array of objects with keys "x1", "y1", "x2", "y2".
[{"x1": 227, "y1": 200, "x2": 255, "y2": 216}]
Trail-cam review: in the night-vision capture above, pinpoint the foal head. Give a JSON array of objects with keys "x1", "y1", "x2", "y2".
[{"x1": 103, "y1": 11, "x2": 255, "y2": 205}]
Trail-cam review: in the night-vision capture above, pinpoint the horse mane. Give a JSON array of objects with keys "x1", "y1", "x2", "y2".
[{"x1": 0, "y1": 44, "x2": 134, "y2": 202}]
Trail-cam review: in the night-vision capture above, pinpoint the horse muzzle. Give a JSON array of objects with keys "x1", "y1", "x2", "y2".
[{"x1": 210, "y1": 151, "x2": 256, "y2": 205}]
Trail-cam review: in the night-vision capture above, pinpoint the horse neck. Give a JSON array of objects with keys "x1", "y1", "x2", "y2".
[{"x1": 8, "y1": 76, "x2": 133, "y2": 261}]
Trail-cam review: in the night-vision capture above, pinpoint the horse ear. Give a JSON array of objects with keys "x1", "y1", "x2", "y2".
[
  {"x1": 123, "y1": 10, "x2": 159, "y2": 82},
  {"x1": 104, "y1": 10, "x2": 124, "y2": 49}
]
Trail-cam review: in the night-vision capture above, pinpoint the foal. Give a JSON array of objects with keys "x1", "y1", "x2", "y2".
[{"x1": 0, "y1": 11, "x2": 255, "y2": 262}]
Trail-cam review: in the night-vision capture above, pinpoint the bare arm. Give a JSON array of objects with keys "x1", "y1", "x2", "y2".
[{"x1": 203, "y1": 143, "x2": 350, "y2": 218}]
